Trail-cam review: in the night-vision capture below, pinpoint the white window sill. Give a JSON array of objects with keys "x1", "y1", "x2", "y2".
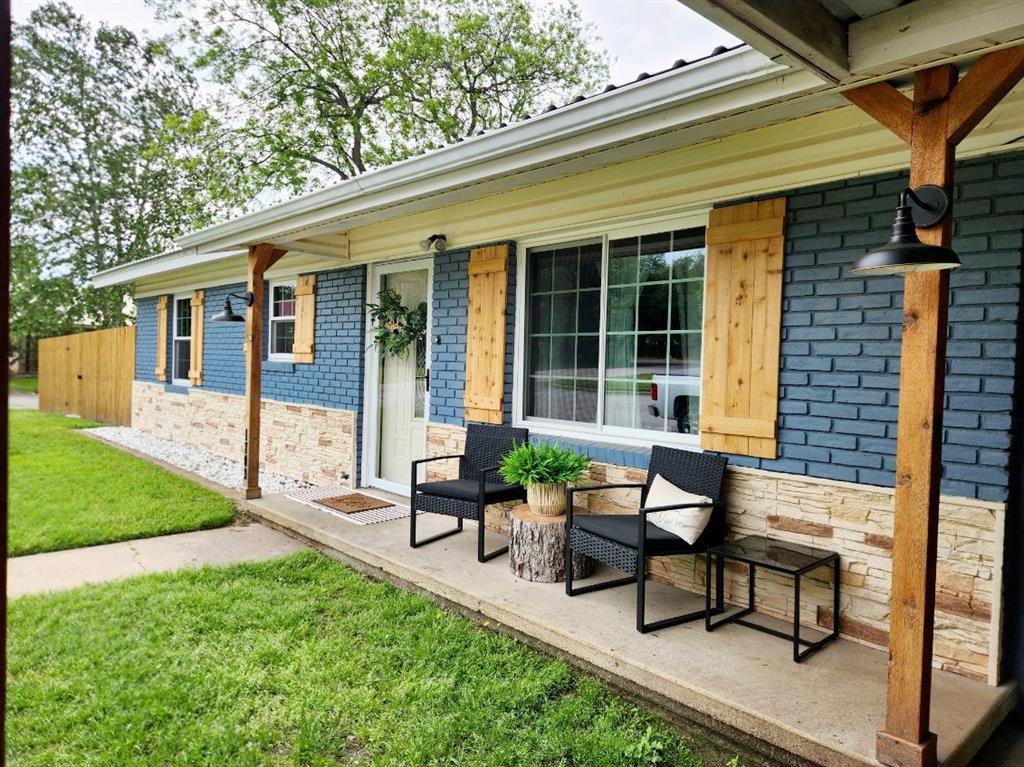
[{"x1": 514, "y1": 419, "x2": 702, "y2": 452}]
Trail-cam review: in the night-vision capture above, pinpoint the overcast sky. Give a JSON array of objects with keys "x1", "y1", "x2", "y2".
[{"x1": 11, "y1": 0, "x2": 739, "y2": 85}]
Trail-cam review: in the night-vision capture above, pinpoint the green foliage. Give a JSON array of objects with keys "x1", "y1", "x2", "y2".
[
  {"x1": 8, "y1": 376, "x2": 39, "y2": 393},
  {"x1": 7, "y1": 411, "x2": 235, "y2": 555},
  {"x1": 499, "y1": 441, "x2": 590, "y2": 487},
  {"x1": 155, "y1": 0, "x2": 608, "y2": 191},
  {"x1": 625, "y1": 725, "x2": 668, "y2": 766},
  {"x1": 366, "y1": 287, "x2": 428, "y2": 359},
  {"x1": 10, "y1": 2, "x2": 258, "y2": 355},
  {"x1": 6, "y1": 552, "x2": 708, "y2": 766}
]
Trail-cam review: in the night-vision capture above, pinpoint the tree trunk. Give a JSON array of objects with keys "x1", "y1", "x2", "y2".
[{"x1": 509, "y1": 505, "x2": 594, "y2": 583}]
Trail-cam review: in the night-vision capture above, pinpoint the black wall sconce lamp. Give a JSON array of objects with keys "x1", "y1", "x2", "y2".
[
  {"x1": 850, "y1": 185, "x2": 960, "y2": 276},
  {"x1": 211, "y1": 291, "x2": 254, "y2": 322}
]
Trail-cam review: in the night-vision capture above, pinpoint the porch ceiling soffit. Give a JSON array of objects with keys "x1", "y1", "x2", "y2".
[{"x1": 677, "y1": 0, "x2": 1024, "y2": 83}]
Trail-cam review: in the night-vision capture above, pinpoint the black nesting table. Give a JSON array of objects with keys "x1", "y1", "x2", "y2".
[{"x1": 704, "y1": 534, "x2": 840, "y2": 663}]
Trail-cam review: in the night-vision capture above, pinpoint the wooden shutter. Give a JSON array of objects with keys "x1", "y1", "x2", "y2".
[
  {"x1": 293, "y1": 275, "x2": 316, "y2": 363},
  {"x1": 188, "y1": 290, "x2": 204, "y2": 386},
  {"x1": 699, "y1": 198, "x2": 786, "y2": 458},
  {"x1": 463, "y1": 244, "x2": 509, "y2": 424},
  {"x1": 155, "y1": 295, "x2": 168, "y2": 382}
]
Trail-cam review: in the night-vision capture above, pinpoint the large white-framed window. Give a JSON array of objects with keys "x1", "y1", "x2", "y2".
[
  {"x1": 269, "y1": 280, "x2": 296, "y2": 360},
  {"x1": 172, "y1": 294, "x2": 192, "y2": 386},
  {"x1": 515, "y1": 216, "x2": 707, "y2": 447}
]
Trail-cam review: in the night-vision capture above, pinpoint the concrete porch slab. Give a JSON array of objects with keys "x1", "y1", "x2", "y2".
[{"x1": 246, "y1": 492, "x2": 1016, "y2": 767}]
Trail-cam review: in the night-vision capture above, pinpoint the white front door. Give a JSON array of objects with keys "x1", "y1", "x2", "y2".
[{"x1": 370, "y1": 264, "x2": 431, "y2": 490}]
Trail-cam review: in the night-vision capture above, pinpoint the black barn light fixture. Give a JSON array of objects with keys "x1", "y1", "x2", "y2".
[
  {"x1": 850, "y1": 185, "x2": 960, "y2": 276},
  {"x1": 211, "y1": 291, "x2": 254, "y2": 322}
]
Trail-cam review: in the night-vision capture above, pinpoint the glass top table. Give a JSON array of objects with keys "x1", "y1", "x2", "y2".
[
  {"x1": 705, "y1": 534, "x2": 840, "y2": 662},
  {"x1": 711, "y1": 534, "x2": 838, "y2": 575}
]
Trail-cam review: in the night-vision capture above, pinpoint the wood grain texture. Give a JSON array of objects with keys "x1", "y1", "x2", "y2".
[
  {"x1": 508, "y1": 505, "x2": 594, "y2": 583},
  {"x1": 188, "y1": 291, "x2": 204, "y2": 386},
  {"x1": 244, "y1": 243, "x2": 288, "y2": 499},
  {"x1": 946, "y1": 45, "x2": 1024, "y2": 145},
  {"x1": 38, "y1": 327, "x2": 135, "y2": 426},
  {"x1": 154, "y1": 295, "x2": 168, "y2": 382},
  {"x1": 463, "y1": 244, "x2": 509, "y2": 425},
  {"x1": 700, "y1": 199, "x2": 785, "y2": 459},
  {"x1": 293, "y1": 274, "x2": 316, "y2": 363},
  {"x1": 879, "y1": 64, "x2": 957, "y2": 767},
  {"x1": 843, "y1": 82, "x2": 913, "y2": 143}
]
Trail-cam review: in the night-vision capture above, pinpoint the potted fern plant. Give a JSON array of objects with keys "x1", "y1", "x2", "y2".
[{"x1": 499, "y1": 442, "x2": 591, "y2": 516}]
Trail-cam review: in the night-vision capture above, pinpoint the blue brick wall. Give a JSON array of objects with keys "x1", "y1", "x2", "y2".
[
  {"x1": 726, "y1": 153, "x2": 1022, "y2": 503},
  {"x1": 428, "y1": 243, "x2": 518, "y2": 425},
  {"x1": 135, "y1": 265, "x2": 367, "y2": 481}
]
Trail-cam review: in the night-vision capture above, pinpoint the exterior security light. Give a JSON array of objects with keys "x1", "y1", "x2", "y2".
[
  {"x1": 850, "y1": 186, "x2": 960, "y2": 276},
  {"x1": 211, "y1": 291, "x2": 254, "y2": 322},
  {"x1": 418, "y1": 234, "x2": 448, "y2": 252}
]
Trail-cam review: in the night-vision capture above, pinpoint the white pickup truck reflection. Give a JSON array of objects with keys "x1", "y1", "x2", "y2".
[{"x1": 647, "y1": 374, "x2": 700, "y2": 433}]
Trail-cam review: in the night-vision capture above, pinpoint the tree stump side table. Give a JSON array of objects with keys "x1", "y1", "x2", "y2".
[{"x1": 508, "y1": 504, "x2": 594, "y2": 583}]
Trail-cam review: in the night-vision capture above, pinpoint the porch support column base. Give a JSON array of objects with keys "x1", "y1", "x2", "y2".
[
  {"x1": 876, "y1": 730, "x2": 937, "y2": 767},
  {"x1": 244, "y1": 487, "x2": 262, "y2": 500}
]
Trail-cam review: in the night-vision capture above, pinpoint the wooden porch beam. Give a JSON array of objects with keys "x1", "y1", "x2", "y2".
[
  {"x1": 243, "y1": 242, "x2": 287, "y2": 500},
  {"x1": 844, "y1": 47, "x2": 1024, "y2": 767},
  {"x1": 676, "y1": 0, "x2": 849, "y2": 82},
  {"x1": 841, "y1": 82, "x2": 913, "y2": 144},
  {"x1": 947, "y1": 46, "x2": 1024, "y2": 145}
]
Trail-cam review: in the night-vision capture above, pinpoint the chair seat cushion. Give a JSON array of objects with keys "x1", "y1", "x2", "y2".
[
  {"x1": 417, "y1": 478, "x2": 525, "y2": 504},
  {"x1": 573, "y1": 514, "x2": 700, "y2": 556}
]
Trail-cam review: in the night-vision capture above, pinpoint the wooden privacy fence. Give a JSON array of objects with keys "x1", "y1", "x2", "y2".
[{"x1": 38, "y1": 327, "x2": 136, "y2": 425}]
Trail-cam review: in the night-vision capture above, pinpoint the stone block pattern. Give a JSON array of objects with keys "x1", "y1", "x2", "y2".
[
  {"x1": 737, "y1": 153, "x2": 1022, "y2": 502},
  {"x1": 428, "y1": 423, "x2": 1002, "y2": 683},
  {"x1": 429, "y1": 243, "x2": 517, "y2": 425},
  {"x1": 133, "y1": 381, "x2": 358, "y2": 487}
]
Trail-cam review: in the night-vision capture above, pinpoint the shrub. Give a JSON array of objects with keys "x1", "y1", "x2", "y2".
[{"x1": 499, "y1": 442, "x2": 590, "y2": 487}]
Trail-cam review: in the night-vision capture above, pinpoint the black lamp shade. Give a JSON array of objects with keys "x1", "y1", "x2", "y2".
[
  {"x1": 850, "y1": 191, "x2": 960, "y2": 276},
  {"x1": 211, "y1": 296, "x2": 246, "y2": 322}
]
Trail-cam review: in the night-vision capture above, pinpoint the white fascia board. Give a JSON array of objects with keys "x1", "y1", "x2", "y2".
[
  {"x1": 177, "y1": 46, "x2": 803, "y2": 252},
  {"x1": 91, "y1": 247, "x2": 246, "y2": 288}
]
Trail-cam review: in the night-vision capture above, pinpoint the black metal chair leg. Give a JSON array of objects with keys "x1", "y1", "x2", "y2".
[
  {"x1": 476, "y1": 503, "x2": 508, "y2": 563},
  {"x1": 410, "y1": 490, "x2": 464, "y2": 548},
  {"x1": 638, "y1": 552, "x2": 726, "y2": 634}
]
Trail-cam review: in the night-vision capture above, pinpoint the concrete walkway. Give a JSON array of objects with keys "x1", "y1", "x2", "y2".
[
  {"x1": 8, "y1": 391, "x2": 39, "y2": 409},
  {"x1": 7, "y1": 523, "x2": 308, "y2": 598}
]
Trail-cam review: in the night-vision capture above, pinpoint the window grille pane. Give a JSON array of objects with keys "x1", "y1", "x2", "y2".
[
  {"x1": 175, "y1": 298, "x2": 191, "y2": 338},
  {"x1": 272, "y1": 319, "x2": 295, "y2": 354},
  {"x1": 524, "y1": 241, "x2": 600, "y2": 424},
  {"x1": 273, "y1": 284, "x2": 296, "y2": 318}
]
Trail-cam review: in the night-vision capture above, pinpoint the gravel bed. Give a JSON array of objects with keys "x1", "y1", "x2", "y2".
[{"x1": 86, "y1": 427, "x2": 313, "y2": 494}]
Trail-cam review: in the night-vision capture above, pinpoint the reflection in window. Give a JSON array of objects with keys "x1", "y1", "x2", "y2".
[
  {"x1": 270, "y1": 282, "x2": 296, "y2": 356},
  {"x1": 525, "y1": 240, "x2": 602, "y2": 424},
  {"x1": 173, "y1": 297, "x2": 192, "y2": 383},
  {"x1": 523, "y1": 227, "x2": 705, "y2": 437}
]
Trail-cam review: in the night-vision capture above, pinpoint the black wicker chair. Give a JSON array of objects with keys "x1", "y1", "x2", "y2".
[
  {"x1": 410, "y1": 424, "x2": 528, "y2": 562},
  {"x1": 565, "y1": 446, "x2": 729, "y2": 633}
]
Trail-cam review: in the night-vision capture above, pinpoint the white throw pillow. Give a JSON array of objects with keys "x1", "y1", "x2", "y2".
[{"x1": 645, "y1": 474, "x2": 714, "y2": 545}]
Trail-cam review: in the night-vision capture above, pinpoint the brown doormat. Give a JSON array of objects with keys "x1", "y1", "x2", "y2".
[{"x1": 317, "y1": 493, "x2": 393, "y2": 514}]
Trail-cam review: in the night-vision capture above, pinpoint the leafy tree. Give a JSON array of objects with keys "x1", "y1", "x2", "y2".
[
  {"x1": 160, "y1": 0, "x2": 608, "y2": 190},
  {"x1": 10, "y1": 1, "x2": 256, "y2": 363}
]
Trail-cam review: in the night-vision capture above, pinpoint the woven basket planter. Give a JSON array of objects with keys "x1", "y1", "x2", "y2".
[{"x1": 526, "y1": 482, "x2": 567, "y2": 516}]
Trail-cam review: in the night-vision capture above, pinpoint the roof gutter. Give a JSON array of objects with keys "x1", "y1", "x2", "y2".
[{"x1": 176, "y1": 45, "x2": 796, "y2": 252}]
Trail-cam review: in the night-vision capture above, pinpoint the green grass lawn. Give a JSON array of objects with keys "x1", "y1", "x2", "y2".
[
  {"x1": 8, "y1": 411, "x2": 236, "y2": 556},
  {"x1": 6, "y1": 553, "x2": 732, "y2": 767},
  {"x1": 8, "y1": 376, "x2": 38, "y2": 393}
]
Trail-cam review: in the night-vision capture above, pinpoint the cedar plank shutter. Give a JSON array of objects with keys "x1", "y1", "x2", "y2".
[
  {"x1": 155, "y1": 295, "x2": 168, "y2": 382},
  {"x1": 699, "y1": 198, "x2": 786, "y2": 458},
  {"x1": 188, "y1": 290, "x2": 204, "y2": 386},
  {"x1": 293, "y1": 275, "x2": 316, "y2": 363},
  {"x1": 463, "y1": 244, "x2": 509, "y2": 424}
]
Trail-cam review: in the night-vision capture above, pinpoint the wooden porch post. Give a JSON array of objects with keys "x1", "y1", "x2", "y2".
[
  {"x1": 845, "y1": 46, "x2": 1024, "y2": 767},
  {"x1": 244, "y1": 243, "x2": 287, "y2": 500}
]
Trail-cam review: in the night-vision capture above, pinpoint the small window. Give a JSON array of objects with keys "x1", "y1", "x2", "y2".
[
  {"x1": 270, "y1": 281, "x2": 296, "y2": 359},
  {"x1": 172, "y1": 296, "x2": 192, "y2": 385}
]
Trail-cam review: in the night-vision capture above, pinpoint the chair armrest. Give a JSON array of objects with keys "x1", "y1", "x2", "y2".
[
  {"x1": 410, "y1": 454, "x2": 465, "y2": 490},
  {"x1": 566, "y1": 483, "x2": 646, "y2": 529},
  {"x1": 639, "y1": 501, "x2": 720, "y2": 517},
  {"x1": 412, "y1": 453, "x2": 465, "y2": 467}
]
